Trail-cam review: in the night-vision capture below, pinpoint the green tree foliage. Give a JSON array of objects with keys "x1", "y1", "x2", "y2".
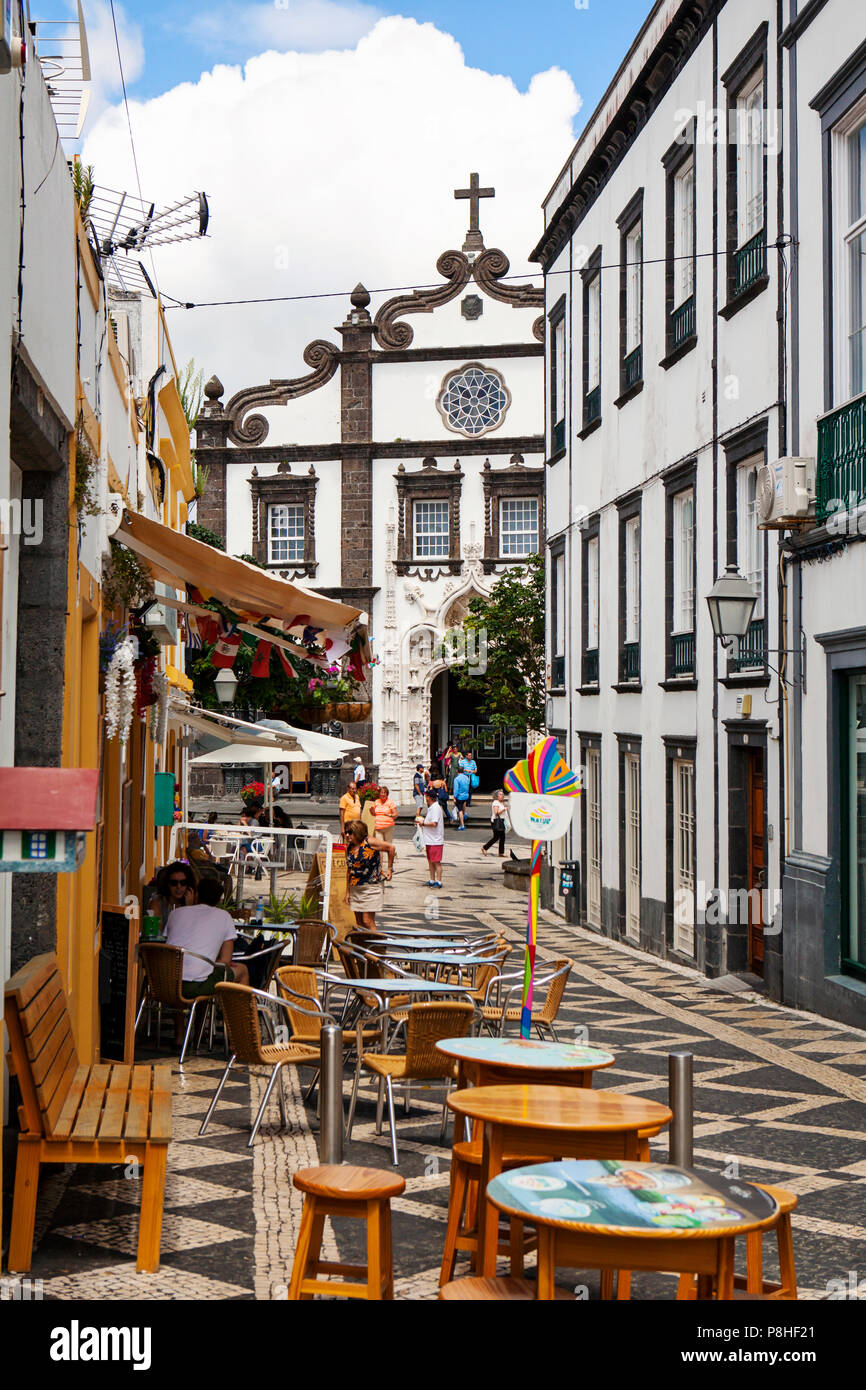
[
  {"x1": 455, "y1": 551, "x2": 546, "y2": 734},
  {"x1": 186, "y1": 521, "x2": 225, "y2": 550}
]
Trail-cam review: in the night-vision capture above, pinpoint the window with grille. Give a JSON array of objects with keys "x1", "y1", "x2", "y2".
[
  {"x1": 586, "y1": 747, "x2": 602, "y2": 927},
  {"x1": 500, "y1": 498, "x2": 538, "y2": 557},
  {"x1": 586, "y1": 535, "x2": 600, "y2": 649},
  {"x1": 736, "y1": 73, "x2": 764, "y2": 247},
  {"x1": 832, "y1": 104, "x2": 866, "y2": 400},
  {"x1": 437, "y1": 365, "x2": 510, "y2": 438},
  {"x1": 673, "y1": 158, "x2": 695, "y2": 306},
  {"x1": 268, "y1": 503, "x2": 305, "y2": 564},
  {"x1": 553, "y1": 549, "x2": 566, "y2": 657},
  {"x1": 737, "y1": 462, "x2": 764, "y2": 618},
  {"x1": 672, "y1": 490, "x2": 695, "y2": 634},
  {"x1": 625, "y1": 751, "x2": 641, "y2": 942},
  {"x1": 551, "y1": 316, "x2": 566, "y2": 431},
  {"x1": 413, "y1": 499, "x2": 450, "y2": 558}
]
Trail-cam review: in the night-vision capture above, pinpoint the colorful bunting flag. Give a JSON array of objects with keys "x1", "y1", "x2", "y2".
[{"x1": 250, "y1": 640, "x2": 272, "y2": 678}]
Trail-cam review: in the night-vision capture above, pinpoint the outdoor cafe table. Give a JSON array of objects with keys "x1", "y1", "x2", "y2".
[
  {"x1": 436, "y1": 1035, "x2": 616, "y2": 1091},
  {"x1": 360, "y1": 951, "x2": 494, "y2": 982},
  {"x1": 485, "y1": 1160, "x2": 780, "y2": 1300},
  {"x1": 447, "y1": 1084, "x2": 673, "y2": 1277}
]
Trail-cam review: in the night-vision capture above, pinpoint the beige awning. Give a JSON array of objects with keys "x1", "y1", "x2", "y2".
[{"x1": 117, "y1": 511, "x2": 366, "y2": 631}]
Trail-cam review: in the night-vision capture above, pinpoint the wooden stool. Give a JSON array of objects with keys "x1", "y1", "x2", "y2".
[
  {"x1": 439, "y1": 1140, "x2": 539, "y2": 1286},
  {"x1": 439, "y1": 1276, "x2": 574, "y2": 1301},
  {"x1": 288, "y1": 1165, "x2": 405, "y2": 1300},
  {"x1": 677, "y1": 1184, "x2": 798, "y2": 1300}
]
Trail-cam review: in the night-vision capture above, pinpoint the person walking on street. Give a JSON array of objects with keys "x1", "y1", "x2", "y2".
[
  {"x1": 339, "y1": 780, "x2": 362, "y2": 840},
  {"x1": 344, "y1": 819, "x2": 395, "y2": 930},
  {"x1": 459, "y1": 749, "x2": 478, "y2": 806},
  {"x1": 352, "y1": 755, "x2": 366, "y2": 784},
  {"x1": 412, "y1": 764, "x2": 427, "y2": 812},
  {"x1": 372, "y1": 785, "x2": 398, "y2": 842},
  {"x1": 452, "y1": 765, "x2": 470, "y2": 830},
  {"x1": 481, "y1": 789, "x2": 508, "y2": 858},
  {"x1": 416, "y1": 787, "x2": 445, "y2": 888}
]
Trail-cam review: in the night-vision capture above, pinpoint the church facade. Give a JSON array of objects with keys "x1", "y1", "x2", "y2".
[{"x1": 194, "y1": 178, "x2": 545, "y2": 799}]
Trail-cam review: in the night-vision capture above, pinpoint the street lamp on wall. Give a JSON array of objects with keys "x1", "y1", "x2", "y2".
[
  {"x1": 214, "y1": 668, "x2": 239, "y2": 705},
  {"x1": 705, "y1": 565, "x2": 758, "y2": 652}
]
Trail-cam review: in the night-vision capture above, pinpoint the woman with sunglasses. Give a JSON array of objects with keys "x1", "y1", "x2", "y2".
[{"x1": 145, "y1": 861, "x2": 197, "y2": 933}]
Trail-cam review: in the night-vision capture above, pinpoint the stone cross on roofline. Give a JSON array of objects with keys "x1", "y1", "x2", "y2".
[{"x1": 454, "y1": 172, "x2": 494, "y2": 254}]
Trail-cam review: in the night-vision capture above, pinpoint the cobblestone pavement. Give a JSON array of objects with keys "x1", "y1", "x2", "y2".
[{"x1": 6, "y1": 830, "x2": 866, "y2": 1301}]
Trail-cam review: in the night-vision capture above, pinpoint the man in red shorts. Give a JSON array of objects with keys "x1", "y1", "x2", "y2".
[{"x1": 416, "y1": 787, "x2": 445, "y2": 888}]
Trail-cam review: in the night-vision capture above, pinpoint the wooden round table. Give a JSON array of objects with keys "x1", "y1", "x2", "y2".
[
  {"x1": 486, "y1": 1160, "x2": 780, "y2": 1300},
  {"x1": 437, "y1": 1035, "x2": 615, "y2": 1091},
  {"x1": 446, "y1": 1084, "x2": 673, "y2": 1276}
]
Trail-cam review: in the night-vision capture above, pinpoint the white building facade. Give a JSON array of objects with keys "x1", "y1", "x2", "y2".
[
  {"x1": 535, "y1": 0, "x2": 795, "y2": 994},
  {"x1": 195, "y1": 181, "x2": 545, "y2": 799}
]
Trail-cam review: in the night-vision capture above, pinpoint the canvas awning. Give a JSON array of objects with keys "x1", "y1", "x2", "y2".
[
  {"x1": 117, "y1": 511, "x2": 366, "y2": 631},
  {"x1": 171, "y1": 703, "x2": 365, "y2": 759}
]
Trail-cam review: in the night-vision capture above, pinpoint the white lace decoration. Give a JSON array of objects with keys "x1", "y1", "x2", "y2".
[{"x1": 105, "y1": 636, "x2": 137, "y2": 745}]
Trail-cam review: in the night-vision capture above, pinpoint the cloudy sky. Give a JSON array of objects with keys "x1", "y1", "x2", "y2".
[{"x1": 45, "y1": 0, "x2": 652, "y2": 392}]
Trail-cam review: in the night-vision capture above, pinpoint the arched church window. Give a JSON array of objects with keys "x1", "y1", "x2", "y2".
[{"x1": 436, "y1": 363, "x2": 511, "y2": 438}]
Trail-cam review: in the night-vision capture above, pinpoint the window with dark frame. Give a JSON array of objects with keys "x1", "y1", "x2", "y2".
[
  {"x1": 722, "y1": 23, "x2": 769, "y2": 312},
  {"x1": 550, "y1": 540, "x2": 566, "y2": 691},
  {"x1": 661, "y1": 122, "x2": 697, "y2": 366},
  {"x1": 394, "y1": 457, "x2": 463, "y2": 574},
  {"x1": 249, "y1": 468, "x2": 317, "y2": 575},
  {"x1": 663, "y1": 464, "x2": 697, "y2": 683},
  {"x1": 617, "y1": 494, "x2": 641, "y2": 686},
  {"x1": 581, "y1": 248, "x2": 602, "y2": 432},
  {"x1": 616, "y1": 190, "x2": 644, "y2": 403},
  {"x1": 481, "y1": 457, "x2": 545, "y2": 572},
  {"x1": 581, "y1": 519, "x2": 600, "y2": 688},
  {"x1": 549, "y1": 296, "x2": 567, "y2": 456},
  {"x1": 723, "y1": 420, "x2": 768, "y2": 677}
]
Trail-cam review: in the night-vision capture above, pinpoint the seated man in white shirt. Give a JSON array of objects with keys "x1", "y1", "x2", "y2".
[{"x1": 165, "y1": 877, "x2": 250, "y2": 998}]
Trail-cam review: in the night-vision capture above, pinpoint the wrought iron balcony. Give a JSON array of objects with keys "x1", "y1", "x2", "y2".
[
  {"x1": 670, "y1": 295, "x2": 696, "y2": 351},
  {"x1": 816, "y1": 390, "x2": 866, "y2": 523},
  {"x1": 734, "y1": 228, "x2": 766, "y2": 295},
  {"x1": 671, "y1": 630, "x2": 695, "y2": 677},
  {"x1": 622, "y1": 642, "x2": 640, "y2": 682},
  {"x1": 551, "y1": 418, "x2": 566, "y2": 454},
  {"x1": 583, "y1": 648, "x2": 599, "y2": 685},
  {"x1": 550, "y1": 654, "x2": 565, "y2": 689},
  {"x1": 622, "y1": 345, "x2": 642, "y2": 391},
  {"x1": 728, "y1": 618, "x2": 765, "y2": 672},
  {"x1": 583, "y1": 385, "x2": 601, "y2": 428}
]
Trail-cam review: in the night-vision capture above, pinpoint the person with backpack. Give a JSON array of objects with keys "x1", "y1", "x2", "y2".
[
  {"x1": 452, "y1": 765, "x2": 471, "y2": 830},
  {"x1": 458, "y1": 749, "x2": 479, "y2": 806}
]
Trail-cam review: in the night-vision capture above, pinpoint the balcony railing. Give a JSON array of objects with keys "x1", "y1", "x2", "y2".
[
  {"x1": 583, "y1": 385, "x2": 601, "y2": 428},
  {"x1": 551, "y1": 418, "x2": 566, "y2": 454},
  {"x1": 729, "y1": 618, "x2": 765, "y2": 672},
  {"x1": 622, "y1": 642, "x2": 640, "y2": 682},
  {"x1": 622, "y1": 344, "x2": 642, "y2": 391},
  {"x1": 816, "y1": 390, "x2": 866, "y2": 523},
  {"x1": 583, "y1": 648, "x2": 599, "y2": 685},
  {"x1": 734, "y1": 228, "x2": 766, "y2": 295},
  {"x1": 550, "y1": 654, "x2": 565, "y2": 689},
  {"x1": 671, "y1": 630, "x2": 695, "y2": 677},
  {"x1": 670, "y1": 295, "x2": 696, "y2": 351}
]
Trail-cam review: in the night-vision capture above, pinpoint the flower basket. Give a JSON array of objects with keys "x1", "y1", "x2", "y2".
[{"x1": 241, "y1": 781, "x2": 266, "y2": 806}]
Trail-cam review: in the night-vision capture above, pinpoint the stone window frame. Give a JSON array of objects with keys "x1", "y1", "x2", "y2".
[
  {"x1": 394, "y1": 457, "x2": 463, "y2": 575},
  {"x1": 661, "y1": 460, "x2": 698, "y2": 689},
  {"x1": 663, "y1": 734, "x2": 698, "y2": 961},
  {"x1": 617, "y1": 732, "x2": 643, "y2": 942},
  {"x1": 660, "y1": 118, "x2": 698, "y2": 369},
  {"x1": 615, "y1": 490, "x2": 642, "y2": 690},
  {"x1": 548, "y1": 534, "x2": 567, "y2": 692},
  {"x1": 615, "y1": 188, "x2": 644, "y2": 406},
  {"x1": 249, "y1": 469, "x2": 317, "y2": 576},
  {"x1": 435, "y1": 361, "x2": 512, "y2": 440},
  {"x1": 579, "y1": 514, "x2": 601, "y2": 693},
  {"x1": 481, "y1": 457, "x2": 545, "y2": 573},
  {"x1": 548, "y1": 294, "x2": 567, "y2": 459},
  {"x1": 577, "y1": 730, "x2": 602, "y2": 928},
  {"x1": 722, "y1": 418, "x2": 770, "y2": 688},
  {"x1": 579, "y1": 246, "x2": 603, "y2": 438}
]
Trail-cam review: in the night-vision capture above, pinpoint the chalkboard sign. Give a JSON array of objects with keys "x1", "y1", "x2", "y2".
[{"x1": 99, "y1": 906, "x2": 139, "y2": 1064}]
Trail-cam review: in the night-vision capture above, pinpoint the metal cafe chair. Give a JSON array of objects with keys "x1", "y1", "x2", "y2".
[
  {"x1": 480, "y1": 959, "x2": 573, "y2": 1041},
  {"x1": 135, "y1": 943, "x2": 228, "y2": 1066}
]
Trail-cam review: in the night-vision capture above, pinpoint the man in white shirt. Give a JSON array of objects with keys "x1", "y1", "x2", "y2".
[
  {"x1": 353, "y1": 757, "x2": 366, "y2": 784},
  {"x1": 415, "y1": 787, "x2": 445, "y2": 888},
  {"x1": 165, "y1": 877, "x2": 249, "y2": 996}
]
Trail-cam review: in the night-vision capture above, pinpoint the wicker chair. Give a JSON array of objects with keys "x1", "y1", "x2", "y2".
[
  {"x1": 294, "y1": 919, "x2": 333, "y2": 968},
  {"x1": 200, "y1": 983, "x2": 324, "y2": 1146},
  {"x1": 346, "y1": 1000, "x2": 475, "y2": 1165},
  {"x1": 480, "y1": 959, "x2": 572, "y2": 1041},
  {"x1": 275, "y1": 965, "x2": 322, "y2": 1042},
  {"x1": 135, "y1": 943, "x2": 228, "y2": 1066}
]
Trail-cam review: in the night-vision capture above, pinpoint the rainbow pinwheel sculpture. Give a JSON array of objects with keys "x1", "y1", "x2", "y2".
[{"x1": 503, "y1": 737, "x2": 582, "y2": 1038}]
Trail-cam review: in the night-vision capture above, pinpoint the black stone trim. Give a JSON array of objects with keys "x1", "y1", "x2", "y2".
[
  {"x1": 720, "y1": 21, "x2": 768, "y2": 94},
  {"x1": 659, "y1": 678, "x2": 699, "y2": 692},
  {"x1": 617, "y1": 188, "x2": 644, "y2": 400},
  {"x1": 481, "y1": 457, "x2": 545, "y2": 569},
  {"x1": 577, "y1": 730, "x2": 601, "y2": 926},
  {"x1": 659, "y1": 335, "x2": 697, "y2": 371},
  {"x1": 196, "y1": 437, "x2": 545, "y2": 464},
  {"x1": 394, "y1": 457, "x2": 463, "y2": 570},
  {"x1": 612, "y1": 683, "x2": 643, "y2": 694},
  {"x1": 617, "y1": 490, "x2": 641, "y2": 686},
  {"x1": 248, "y1": 469, "x2": 317, "y2": 572},
  {"x1": 664, "y1": 462, "x2": 697, "y2": 681},
  {"x1": 719, "y1": 273, "x2": 770, "y2": 319},
  {"x1": 722, "y1": 25, "x2": 769, "y2": 312},
  {"x1": 545, "y1": 448, "x2": 567, "y2": 467},
  {"x1": 581, "y1": 247, "x2": 602, "y2": 434},
  {"x1": 809, "y1": 37, "x2": 866, "y2": 122},
  {"x1": 722, "y1": 420, "x2": 768, "y2": 676},
  {"x1": 576, "y1": 417, "x2": 603, "y2": 441},
  {"x1": 662, "y1": 735, "x2": 697, "y2": 959},
  {"x1": 780, "y1": 0, "x2": 829, "y2": 50},
  {"x1": 581, "y1": 512, "x2": 600, "y2": 689},
  {"x1": 616, "y1": 734, "x2": 642, "y2": 943},
  {"x1": 614, "y1": 380, "x2": 644, "y2": 410},
  {"x1": 376, "y1": 342, "x2": 544, "y2": 364},
  {"x1": 9, "y1": 355, "x2": 70, "y2": 472},
  {"x1": 576, "y1": 684, "x2": 601, "y2": 696},
  {"x1": 719, "y1": 673, "x2": 772, "y2": 690},
  {"x1": 662, "y1": 118, "x2": 697, "y2": 362}
]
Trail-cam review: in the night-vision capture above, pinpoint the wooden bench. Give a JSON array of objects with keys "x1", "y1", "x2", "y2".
[{"x1": 4, "y1": 952, "x2": 172, "y2": 1273}]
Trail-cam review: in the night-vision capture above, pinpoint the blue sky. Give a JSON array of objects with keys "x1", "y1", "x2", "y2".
[{"x1": 102, "y1": 0, "x2": 653, "y2": 133}]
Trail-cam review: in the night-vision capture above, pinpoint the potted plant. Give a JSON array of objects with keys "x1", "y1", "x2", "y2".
[
  {"x1": 240, "y1": 781, "x2": 266, "y2": 809},
  {"x1": 264, "y1": 889, "x2": 298, "y2": 925}
]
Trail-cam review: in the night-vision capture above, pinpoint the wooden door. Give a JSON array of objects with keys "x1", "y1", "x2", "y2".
[{"x1": 747, "y1": 752, "x2": 765, "y2": 973}]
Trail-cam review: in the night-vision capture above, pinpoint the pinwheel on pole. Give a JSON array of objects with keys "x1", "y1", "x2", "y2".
[{"x1": 503, "y1": 737, "x2": 582, "y2": 1039}]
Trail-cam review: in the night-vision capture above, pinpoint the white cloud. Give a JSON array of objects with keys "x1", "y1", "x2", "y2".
[
  {"x1": 82, "y1": 16, "x2": 581, "y2": 394},
  {"x1": 80, "y1": 0, "x2": 145, "y2": 120},
  {"x1": 179, "y1": 1, "x2": 383, "y2": 56}
]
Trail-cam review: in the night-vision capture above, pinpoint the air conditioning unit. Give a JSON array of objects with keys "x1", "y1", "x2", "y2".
[
  {"x1": 756, "y1": 456, "x2": 816, "y2": 527},
  {"x1": 140, "y1": 583, "x2": 178, "y2": 645}
]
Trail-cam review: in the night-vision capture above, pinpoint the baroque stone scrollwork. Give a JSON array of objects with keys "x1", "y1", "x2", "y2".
[
  {"x1": 373, "y1": 251, "x2": 472, "y2": 350},
  {"x1": 472, "y1": 248, "x2": 545, "y2": 343},
  {"x1": 224, "y1": 340, "x2": 340, "y2": 446}
]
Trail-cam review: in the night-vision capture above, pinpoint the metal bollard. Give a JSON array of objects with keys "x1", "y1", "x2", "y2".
[
  {"x1": 668, "y1": 1049, "x2": 694, "y2": 1168},
  {"x1": 319, "y1": 1023, "x2": 344, "y2": 1164}
]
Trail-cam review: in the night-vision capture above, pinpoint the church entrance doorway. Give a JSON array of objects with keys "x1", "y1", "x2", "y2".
[{"x1": 429, "y1": 669, "x2": 525, "y2": 793}]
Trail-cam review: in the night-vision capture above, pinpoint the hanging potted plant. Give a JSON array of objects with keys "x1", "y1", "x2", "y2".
[
  {"x1": 298, "y1": 669, "x2": 371, "y2": 724},
  {"x1": 240, "y1": 781, "x2": 266, "y2": 809}
]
